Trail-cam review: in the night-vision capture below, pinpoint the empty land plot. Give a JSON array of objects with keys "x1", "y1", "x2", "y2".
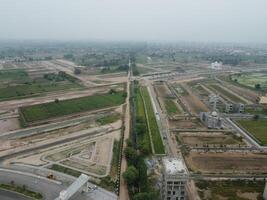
[
  {"x1": 169, "y1": 119, "x2": 204, "y2": 129},
  {"x1": 140, "y1": 87, "x2": 165, "y2": 154},
  {"x1": 0, "y1": 71, "x2": 82, "y2": 101},
  {"x1": 237, "y1": 119, "x2": 267, "y2": 145},
  {"x1": 178, "y1": 132, "x2": 245, "y2": 147},
  {"x1": 19, "y1": 91, "x2": 126, "y2": 124},
  {"x1": 96, "y1": 112, "x2": 121, "y2": 125},
  {"x1": 181, "y1": 94, "x2": 208, "y2": 114},
  {"x1": 196, "y1": 180, "x2": 265, "y2": 200},
  {"x1": 154, "y1": 83, "x2": 172, "y2": 97},
  {"x1": 186, "y1": 152, "x2": 267, "y2": 174},
  {"x1": 231, "y1": 72, "x2": 267, "y2": 92},
  {"x1": 0, "y1": 69, "x2": 30, "y2": 84},
  {"x1": 164, "y1": 99, "x2": 181, "y2": 115},
  {"x1": 208, "y1": 84, "x2": 246, "y2": 103}
]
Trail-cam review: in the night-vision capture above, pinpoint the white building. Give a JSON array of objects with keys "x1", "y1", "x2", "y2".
[
  {"x1": 200, "y1": 111, "x2": 222, "y2": 129},
  {"x1": 162, "y1": 157, "x2": 188, "y2": 200},
  {"x1": 211, "y1": 61, "x2": 223, "y2": 70}
]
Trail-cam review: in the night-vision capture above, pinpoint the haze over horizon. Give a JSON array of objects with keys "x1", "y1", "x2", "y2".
[{"x1": 0, "y1": 0, "x2": 267, "y2": 44}]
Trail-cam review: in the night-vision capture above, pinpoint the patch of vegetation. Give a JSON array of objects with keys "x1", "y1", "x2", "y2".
[
  {"x1": 0, "y1": 71, "x2": 81, "y2": 101},
  {"x1": 140, "y1": 87, "x2": 165, "y2": 154},
  {"x1": 49, "y1": 164, "x2": 81, "y2": 177},
  {"x1": 123, "y1": 144, "x2": 160, "y2": 200},
  {"x1": 20, "y1": 91, "x2": 126, "y2": 124},
  {"x1": 96, "y1": 113, "x2": 120, "y2": 125},
  {"x1": 0, "y1": 182, "x2": 43, "y2": 199},
  {"x1": 230, "y1": 72, "x2": 267, "y2": 92},
  {"x1": 237, "y1": 119, "x2": 267, "y2": 145},
  {"x1": 135, "y1": 85, "x2": 152, "y2": 155},
  {"x1": 132, "y1": 63, "x2": 140, "y2": 76},
  {"x1": 196, "y1": 180, "x2": 265, "y2": 200},
  {"x1": 0, "y1": 69, "x2": 29, "y2": 82},
  {"x1": 164, "y1": 99, "x2": 180, "y2": 114}
]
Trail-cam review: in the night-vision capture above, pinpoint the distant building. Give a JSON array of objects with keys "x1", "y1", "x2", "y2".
[
  {"x1": 225, "y1": 103, "x2": 233, "y2": 113},
  {"x1": 225, "y1": 103, "x2": 244, "y2": 113},
  {"x1": 233, "y1": 103, "x2": 245, "y2": 113},
  {"x1": 200, "y1": 111, "x2": 222, "y2": 129},
  {"x1": 211, "y1": 61, "x2": 223, "y2": 70},
  {"x1": 162, "y1": 157, "x2": 188, "y2": 200}
]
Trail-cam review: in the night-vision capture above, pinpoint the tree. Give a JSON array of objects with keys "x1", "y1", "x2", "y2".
[
  {"x1": 255, "y1": 83, "x2": 261, "y2": 90},
  {"x1": 123, "y1": 166, "x2": 139, "y2": 186},
  {"x1": 74, "y1": 68, "x2": 81, "y2": 75},
  {"x1": 109, "y1": 89, "x2": 117, "y2": 95},
  {"x1": 253, "y1": 114, "x2": 260, "y2": 120},
  {"x1": 124, "y1": 146, "x2": 138, "y2": 165},
  {"x1": 133, "y1": 192, "x2": 160, "y2": 200}
]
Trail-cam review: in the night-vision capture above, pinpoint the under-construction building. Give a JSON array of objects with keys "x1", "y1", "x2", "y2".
[{"x1": 162, "y1": 157, "x2": 188, "y2": 200}]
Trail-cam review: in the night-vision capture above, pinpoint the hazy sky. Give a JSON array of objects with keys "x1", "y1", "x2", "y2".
[{"x1": 0, "y1": 0, "x2": 266, "y2": 43}]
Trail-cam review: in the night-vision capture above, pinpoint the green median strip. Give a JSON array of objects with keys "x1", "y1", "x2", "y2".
[{"x1": 140, "y1": 87, "x2": 165, "y2": 154}]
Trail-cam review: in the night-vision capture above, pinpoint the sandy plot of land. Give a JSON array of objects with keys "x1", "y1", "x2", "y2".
[
  {"x1": 186, "y1": 152, "x2": 267, "y2": 173},
  {"x1": 181, "y1": 95, "x2": 208, "y2": 114},
  {"x1": 169, "y1": 119, "x2": 204, "y2": 129},
  {"x1": 87, "y1": 73, "x2": 127, "y2": 85},
  {"x1": 179, "y1": 132, "x2": 246, "y2": 147},
  {"x1": 0, "y1": 118, "x2": 20, "y2": 134},
  {"x1": 154, "y1": 83, "x2": 172, "y2": 97}
]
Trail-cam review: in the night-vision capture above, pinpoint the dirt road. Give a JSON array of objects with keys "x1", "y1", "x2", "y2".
[{"x1": 119, "y1": 60, "x2": 131, "y2": 200}]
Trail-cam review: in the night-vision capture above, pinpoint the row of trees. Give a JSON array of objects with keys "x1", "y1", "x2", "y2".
[
  {"x1": 123, "y1": 141, "x2": 159, "y2": 200},
  {"x1": 122, "y1": 81, "x2": 159, "y2": 200}
]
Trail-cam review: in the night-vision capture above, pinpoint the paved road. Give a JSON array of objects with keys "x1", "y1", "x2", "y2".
[
  {"x1": 0, "y1": 170, "x2": 64, "y2": 200},
  {"x1": 0, "y1": 189, "x2": 32, "y2": 200}
]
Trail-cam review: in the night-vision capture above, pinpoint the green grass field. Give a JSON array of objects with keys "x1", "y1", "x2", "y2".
[
  {"x1": 96, "y1": 113, "x2": 120, "y2": 125},
  {"x1": 20, "y1": 91, "x2": 126, "y2": 124},
  {"x1": 0, "y1": 69, "x2": 30, "y2": 82},
  {"x1": 164, "y1": 99, "x2": 180, "y2": 114},
  {"x1": 0, "y1": 82, "x2": 80, "y2": 101},
  {"x1": 208, "y1": 84, "x2": 246, "y2": 103},
  {"x1": 237, "y1": 119, "x2": 267, "y2": 145},
  {"x1": 141, "y1": 87, "x2": 165, "y2": 154},
  {"x1": 196, "y1": 180, "x2": 265, "y2": 200},
  {"x1": 0, "y1": 70, "x2": 82, "y2": 101},
  {"x1": 231, "y1": 72, "x2": 267, "y2": 91}
]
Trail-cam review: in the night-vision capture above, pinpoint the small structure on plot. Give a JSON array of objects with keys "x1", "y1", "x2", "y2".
[
  {"x1": 259, "y1": 96, "x2": 267, "y2": 105},
  {"x1": 161, "y1": 157, "x2": 188, "y2": 200},
  {"x1": 225, "y1": 103, "x2": 244, "y2": 113},
  {"x1": 200, "y1": 111, "x2": 222, "y2": 129}
]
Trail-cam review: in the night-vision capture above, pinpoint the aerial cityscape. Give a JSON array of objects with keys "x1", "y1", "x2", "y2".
[{"x1": 0, "y1": 1, "x2": 267, "y2": 200}]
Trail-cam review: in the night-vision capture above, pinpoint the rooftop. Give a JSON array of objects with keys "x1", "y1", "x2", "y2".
[
  {"x1": 259, "y1": 96, "x2": 267, "y2": 104},
  {"x1": 163, "y1": 157, "x2": 187, "y2": 175}
]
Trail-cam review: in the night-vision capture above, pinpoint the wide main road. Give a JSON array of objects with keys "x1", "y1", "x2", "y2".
[{"x1": 0, "y1": 169, "x2": 90, "y2": 200}]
